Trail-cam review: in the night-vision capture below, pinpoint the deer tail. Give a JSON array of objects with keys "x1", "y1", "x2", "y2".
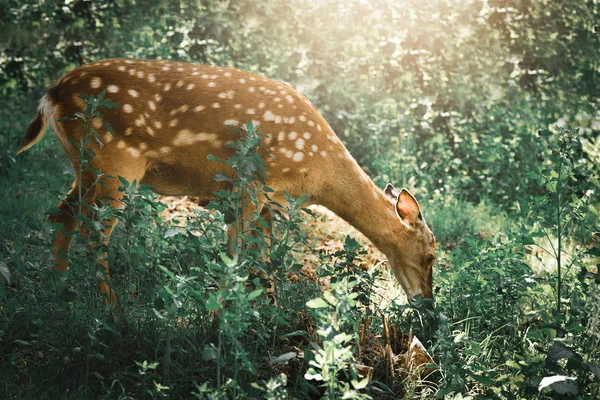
[{"x1": 17, "y1": 95, "x2": 52, "y2": 155}]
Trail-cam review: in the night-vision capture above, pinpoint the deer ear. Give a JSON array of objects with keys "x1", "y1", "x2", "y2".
[
  {"x1": 397, "y1": 188, "x2": 423, "y2": 226},
  {"x1": 384, "y1": 183, "x2": 399, "y2": 200}
]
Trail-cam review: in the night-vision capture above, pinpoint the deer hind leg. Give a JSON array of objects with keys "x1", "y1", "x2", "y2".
[
  {"x1": 226, "y1": 193, "x2": 280, "y2": 302},
  {"x1": 51, "y1": 157, "x2": 146, "y2": 314},
  {"x1": 88, "y1": 163, "x2": 148, "y2": 311},
  {"x1": 258, "y1": 206, "x2": 280, "y2": 304},
  {"x1": 50, "y1": 170, "x2": 98, "y2": 275}
]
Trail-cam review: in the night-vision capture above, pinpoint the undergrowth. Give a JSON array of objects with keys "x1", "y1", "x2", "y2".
[{"x1": 1, "y1": 97, "x2": 599, "y2": 400}]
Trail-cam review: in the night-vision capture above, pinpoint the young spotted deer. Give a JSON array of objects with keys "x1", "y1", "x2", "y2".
[{"x1": 19, "y1": 58, "x2": 436, "y2": 310}]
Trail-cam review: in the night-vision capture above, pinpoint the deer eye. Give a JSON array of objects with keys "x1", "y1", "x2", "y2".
[{"x1": 426, "y1": 254, "x2": 435, "y2": 265}]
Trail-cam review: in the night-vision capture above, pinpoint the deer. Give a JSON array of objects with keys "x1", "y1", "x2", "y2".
[{"x1": 18, "y1": 58, "x2": 436, "y2": 313}]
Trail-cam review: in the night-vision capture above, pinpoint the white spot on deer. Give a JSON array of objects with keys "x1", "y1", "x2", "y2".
[
  {"x1": 250, "y1": 77, "x2": 256, "y2": 81},
  {"x1": 154, "y1": 94, "x2": 162, "y2": 102},
  {"x1": 286, "y1": 95, "x2": 294, "y2": 104},
  {"x1": 286, "y1": 150, "x2": 294, "y2": 158},
  {"x1": 148, "y1": 74, "x2": 156, "y2": 83},
  {"x1": 263, "y1": 111, "x2": 275, "y2": 121},
  {"x1": 174, "y1": 129, "x2": 217, "y2": 146},
  {"x1": 210, "y1": 74, "x2": 217, "y2": 79},
  {"x1": 308, "y1": 120, "x2": 315, "y2": 127},
  {"x1": 295, "y1": 139, "x2": 305, "y2": 150},
  {"x1": 317, "y1": 124, "x2": 322, "y2": 132},
  {"x1": 287, "y1": 117, "x2": 296, "y2": 124},
  {"x1": 135, "y1": 116, "x2": 145, "y2": 127},
  {"x1": 128, "y1": 69, "x2": 136, "y2": 76},
  {"x1": 117, "y1": 140, "x2": 126, "y2": 149},
  {"x1": 123, "y1": 104, "x2": 133, "y2": 113},
  {"x1": 311, "y1": 144, "x2": 318, "y2": 152},
  {"x1": 282, "y1": 168, "x2": 290, "y2": 173},
  {"x1": 163, "y1": 83, "x2": 172, "y2": 91},
  {"x1": 128, "y1": 89, "x2": 139, "y2": 97},
  {"x1": 137, "y1": 71, "x2": 145, "y2": 78},
  {"x1": 192, "y1": 71, "x2": 199, "y2": 76},
  {"x1": 194, "y1": 105, "x2": 205, "y2": 112},
  {"x1": 252, "y1": 119, "x2": 260, "y2": 127},
  {"x1": 224, "y1": 71, "x2": 232, "y2": 77},
  {"x1": 259, "y1": 102, "x2": 265, "y2": 109},
  {"x1": 300, "y1": 168, "x2": 308, "y2": 173},
  {"x1": 303, "y1": 132, "x2": 311, "y2": 140},
  {"x1": 154, "y1": 121, "x2": 162, "y2": 129},
  {"x1": 125, "y1": 127, "x2": 133, "y2": 136},
  {"x1": 247, "y1": 108, "x2": 256, "y2": 115},
  {"x1": 125, "y1": 60, "x2": 134, "y2": 64},
  {"x1": 309, "y1": 152, "x2": 314, "y2": 156},
  {"x1": 234, "y1": 104, "x2": 242, "y2": 109},
  {"x1": 259, "y1": 86, "x2": 265, "y2": 91},
  {"x1": 177, "y1": 67, "x2": 184, "y2": 72},
  {"x1": 279, "y1": 90, "x2": 287, "y2": 95},
  {"x1": 274, "y1": 97, "x2": 281, "y2": 102},
  {"x1": 212, "y1": 102, "x2": 220, "y2": 108},
  {"x1": 275, "y1": 116, "x2": 282, "y2": 123},
  {"x1": 162, "y1": 66, "x2": 171, "y2": 71},
  {"x1": 202, "y1": 74, "x2": 209, "y2": 79},
  {"x1": 293, "y1": 152, "x2": 304, "y2": 162},
  {"x1": 239, "y1": 78, "x2": 246, "y2": 84},
  {"x1": 146, "y1": 127, "x2": 155, "y2": 135},
  {"x1": 176, "y1": 80, "x2": 184, "y2": 88},
  {"x1": 118, "y1": 66, "x2": 126, "y2": 71},
  {"x1": 249, "y1": 87, "x2": 255, "y2": 93},
  {"x1": 278, "y1": 104, "x2": 284, "y2": 109},
  {"x1": 90, "y1": 77, "x2": 102, "y2": 88},
  {"x1": 288, "y1": 132, "x2": 297, "y2": 140},
  {"x1": 329, "y1": 135, "x2": 340, "y2": 143},
  {"x1": 187, "y1": 83, "x2": 195, "y2": 90},
  {"x1": 224, "y1": 119, "x2": 239, "y2": 126},
  {"x1": 299, "y1": 115, "x2": 307, "y2": 122},
  {"x1": 279, "y1": 147, "x2": 288, "y2": 154},
  {"x1": 127, "y1": 147, "x2": 141, "y2": 157},
  {"x1": 169, "y1": 119, "x2": 179, "y2": 127},
  {"x1": 139, "y1": 143, "x2": 148, "y2": 150},
  {"x1": 208, "y1": 82, "x2": 216, "y2": 87},
  {"x1": 107, "y1": 85, "x2": 119, "y2": 93},
  {"x1": 320, "y1": 151, "x2": 327, "y2": 157},
  {"x1": 160, "y1": 146, "x2": 171, "y2": 154},
  {"x1": 148, "y1": 101, "x2": 156, "y2": 111}
]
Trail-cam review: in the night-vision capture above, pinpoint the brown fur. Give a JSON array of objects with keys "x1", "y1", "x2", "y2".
[{"x1": 19, "y1": 58, "x2": 436, "y2": 309}]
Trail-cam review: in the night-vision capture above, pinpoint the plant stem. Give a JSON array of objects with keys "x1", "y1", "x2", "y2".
[{"x1": 556, "y1": 154, "x2": 562, "y2": 325}]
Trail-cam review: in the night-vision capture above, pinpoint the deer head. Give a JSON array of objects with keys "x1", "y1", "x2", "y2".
[{"x1": 383, "y1": 184, "x2": 436, "y2": 301}]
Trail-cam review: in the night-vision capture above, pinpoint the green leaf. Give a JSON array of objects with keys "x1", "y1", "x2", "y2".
[
  {"x1": 547, "y1": 342, "x2": 580, "y2": 362},
  {"x1": 352, "y1": 377, "x2": 370, "y2": 390},
  {"x1": 306, "y1": 298, "x2": 329, "y2": 308},
  {"x1": 0, "y1": 261, "x2": 11, "y2": 285},
  {"x1": 247, "y1": 289, "x2": 263, "y2": 300},
  {"x1": 158, "y1": 265, "x2": 175, "y2": 279},
  {"x1": 103, "y1": 121, "x2": 115, "y2": 136},
  {"x1": 271, "y1": 352, "x2": 297, "y2": 363},
  {"x1": 206, "y1": 294, "x2": 220, "y2": 311}
]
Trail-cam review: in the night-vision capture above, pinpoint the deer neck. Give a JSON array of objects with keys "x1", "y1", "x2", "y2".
[{"x1": 316, "y1": 159, "x2": 398, "y2": 256}]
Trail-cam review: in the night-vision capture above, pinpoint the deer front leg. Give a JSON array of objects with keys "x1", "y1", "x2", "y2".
[{"x1": 225, "y1": 192, "x2": 279, "y2": 301}]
